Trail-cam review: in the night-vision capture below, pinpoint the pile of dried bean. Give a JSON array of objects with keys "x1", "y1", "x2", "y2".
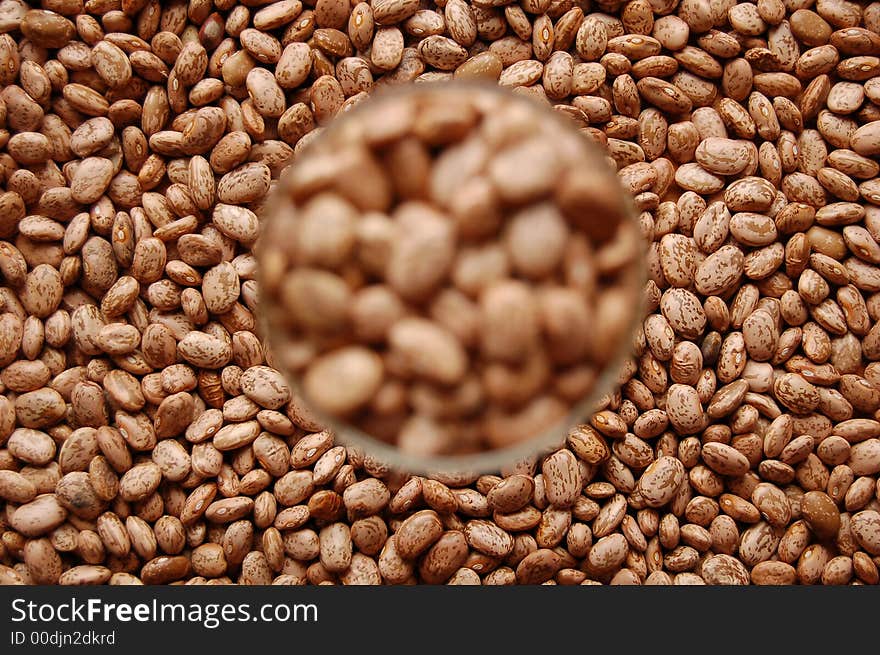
[{"x1": 1, "y1": 0, "x2": 880, "y2": 585}]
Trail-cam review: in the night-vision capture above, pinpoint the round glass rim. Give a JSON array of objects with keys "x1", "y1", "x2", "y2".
[{"x1": 258, "y1": 79, "x2": 648, "y2": 476}]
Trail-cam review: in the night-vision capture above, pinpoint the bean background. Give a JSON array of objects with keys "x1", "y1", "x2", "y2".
[{"x1": 1, "y1": 0, "x2": 880, "y2": 585}]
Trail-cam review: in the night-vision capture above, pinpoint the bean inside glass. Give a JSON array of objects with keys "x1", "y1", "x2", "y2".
[{"x1": 259, "y1": 81, "x2": 644, "y2": 475}]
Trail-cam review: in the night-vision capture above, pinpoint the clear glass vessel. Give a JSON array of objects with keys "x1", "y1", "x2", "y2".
[{"x1": 258, "y1": 81, "x2": 646, "y2": 476}]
